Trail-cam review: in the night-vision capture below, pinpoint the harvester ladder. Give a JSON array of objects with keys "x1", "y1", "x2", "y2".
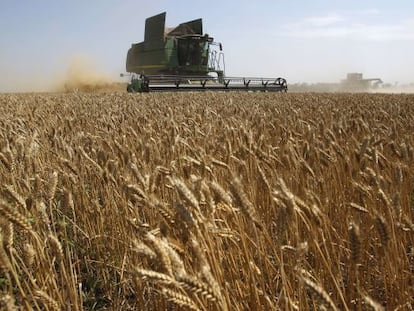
[{"x1": 209, "y1": 50, "x2": 225, "y2": 74}]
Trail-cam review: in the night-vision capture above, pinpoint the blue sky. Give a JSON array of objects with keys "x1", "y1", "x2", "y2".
[{"x1": 0, "y1": 0, "x2": 413, "y2": 91}]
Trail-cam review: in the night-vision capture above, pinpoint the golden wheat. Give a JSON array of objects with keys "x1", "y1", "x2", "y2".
[{"x1": 0, "y1": 92, "x2": 412, "y2": 310}]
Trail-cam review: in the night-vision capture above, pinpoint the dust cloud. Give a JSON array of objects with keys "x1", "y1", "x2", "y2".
[
  {"x1": 0, "y1": 55, "x2": 123, "y2": 93},
  {"x1": 371, "y1": 85, "x2": 414, "y2": 94},
  {"x1": 56, "y1": 56, "x2": 120, "y2": 92}
]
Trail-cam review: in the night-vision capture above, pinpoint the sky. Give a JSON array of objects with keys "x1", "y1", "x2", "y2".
[{"x1": 0, "y1": 0, "x2": 413, "y2": 92}]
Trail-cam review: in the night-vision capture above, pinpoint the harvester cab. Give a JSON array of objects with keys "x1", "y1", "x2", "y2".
[
  {"x1": 126, "y1": 12, "x2": 224, "y2": 78},
  {"x1": 124, "y1": 12, "x2": 287, "y2": 93}
]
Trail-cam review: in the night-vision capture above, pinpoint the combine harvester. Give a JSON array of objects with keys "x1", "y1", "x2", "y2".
[{"x1": 123, "y1": 12, "x2": 287, "y2": 93}]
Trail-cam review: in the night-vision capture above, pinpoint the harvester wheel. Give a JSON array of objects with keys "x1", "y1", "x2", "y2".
[
  {"x1": 127, "y1": 84, "x2": 134, "y2": 93},
  {"x1": 275, "y1": 78, "x2": 288, "y2": 92}
]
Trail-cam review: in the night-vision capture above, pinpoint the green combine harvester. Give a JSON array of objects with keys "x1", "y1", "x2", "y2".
[{"x1": 124, "y1": 12, "x2": 287, "y2": 92}]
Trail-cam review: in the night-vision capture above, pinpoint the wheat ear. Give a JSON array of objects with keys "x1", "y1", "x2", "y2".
[
  {"x1": 135, "y1": 267, "x2": 177, "y2": 285},
  {"x1": 0, "y1": 221, "x2": 13, "y2": 249},
  {"x1": 34, "y1": 290, "x2": 59, "y2": 311},
  {"x1": 300, "y1": 274, "x2": 339, "y2": 311},
  {"x1": 0, "y1": 233, "x2": 11, "y2": 273},
  {"x1": 363, "y1": 295, "x2": 385, "y2": 311},
  {"x1": 348, "y1": 222, "x2": 361, "y2": 264},
  {"x1": 3, "y1": 185, "x2": 27, "y2": 209},
  {"x1": 0, "y1": 201, "x2": 33, "y2": 232},
  {"x1": 0, "y1": 294, "x2": 17, "y2": 311},
  {"x1": 375, "y1": 215, "x2": 389, "y2": 249},
  {"x1": 161, "y1": 288, "x2": 201, "y2": 311},
  {"x1": 177, "y1": 273, "x2": 218, "y2": 302},
  {"x1": 144, "y1": 233, "x2": 173, "y2": 276},
  {"x1": 230, "y1": 177, "x2": 262, "y2": 229},
  {"x1": 23, "y1": 243, "x2": 36, "y2": 269},
  {"x1": 47, "y1": 234, "x2": 63, "y2": 261}
]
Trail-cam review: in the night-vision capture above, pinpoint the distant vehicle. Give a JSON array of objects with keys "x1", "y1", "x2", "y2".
[{"x1": 340, "y1": 73, "x2": 383, "y2": 92}]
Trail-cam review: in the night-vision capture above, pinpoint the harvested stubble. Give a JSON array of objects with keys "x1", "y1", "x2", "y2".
[{"x1": 0, "y1": 91, "x2": 413, "y2": 310}]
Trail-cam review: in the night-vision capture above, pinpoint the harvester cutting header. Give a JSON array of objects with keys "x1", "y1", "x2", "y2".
[{"x1": 124, "y1": 12, "x2": 287, "y2": 92}]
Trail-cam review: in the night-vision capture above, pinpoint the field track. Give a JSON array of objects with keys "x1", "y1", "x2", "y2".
[{"x1": 0, "y1": 92, "x2": 413, "y2": 310}]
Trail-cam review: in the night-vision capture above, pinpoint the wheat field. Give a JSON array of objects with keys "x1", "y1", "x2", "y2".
[{"x1": 0, "y1": 92, "x2": 413, "y2": 310}]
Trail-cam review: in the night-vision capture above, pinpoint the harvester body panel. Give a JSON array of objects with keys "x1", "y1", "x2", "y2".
[{"x1": 126, "y1": 12, "x2": 218, "y2": 77}]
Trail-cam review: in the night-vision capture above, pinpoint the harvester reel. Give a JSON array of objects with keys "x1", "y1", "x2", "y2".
[
  {"x1": 126, "y1": 74, "x2": 288, "y2": 93},
  {"x1": 274, "y1": 78, "x2": 288, "y2": 91}
]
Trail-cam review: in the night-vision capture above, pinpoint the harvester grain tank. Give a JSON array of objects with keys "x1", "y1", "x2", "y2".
[{"x1": 124, "y1": 12, "x2": 287, "y2": 92}]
